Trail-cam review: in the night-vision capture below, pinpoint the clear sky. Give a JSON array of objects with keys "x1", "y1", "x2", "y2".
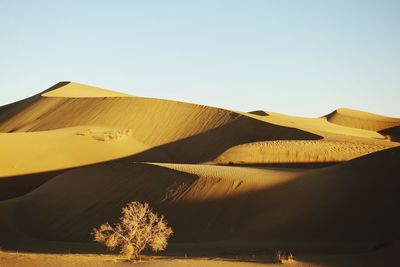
[{"x1": 0, "y1": 0, "x2": 399, "y2": 117}]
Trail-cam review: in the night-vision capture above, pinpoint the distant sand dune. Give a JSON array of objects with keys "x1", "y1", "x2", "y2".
[
  {"x1": 326, "y1": 108, "x2": 400, "y2": 132},
  {"x1": 245, "y1": 110, "x2": 388, "y2": 139},
  {"x1": 212, "y1": 139, "x2": 397, "y2": 165}
]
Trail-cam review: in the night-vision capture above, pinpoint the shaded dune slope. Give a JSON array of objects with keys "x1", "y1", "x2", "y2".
[
  {"x1": 9, "y1": 147, "x2": 400, "y2": 247},
  {"x1": 0, "y1": 170, "x2": 65, "y2": 201},
  {"x1": 380, "y1": 125, "x2": 400, "y2": 142}
]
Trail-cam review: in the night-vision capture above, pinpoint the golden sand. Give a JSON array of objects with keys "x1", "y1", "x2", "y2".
[{"x1": 0, "y1": 82, "x2": 399, "y2": 267}]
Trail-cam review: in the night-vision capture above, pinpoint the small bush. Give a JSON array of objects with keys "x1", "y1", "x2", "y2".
[
  {"x1": 93, "y1": 201, "x2": 173, "y2": 261},
  {"x1": 102, "y1": 129, "x2": 133, "y2": 141},
  {"x1": 275, "y1": 249, "x2": 294, "y2": 263}
]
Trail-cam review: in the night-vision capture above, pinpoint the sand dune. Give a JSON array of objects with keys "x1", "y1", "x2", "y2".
[
  {"x1": 3, "y1": 147, "x2": 398, "y2": 245},
  {"x1": 245, "y1": 110, "x2": 387, "y2": 139},
  {"x1": 0, "y1": 82, "x2": 321, "y2": 174},
  {"x1": 326, "y1": 108, "x2": 400, "y2": 132},
  {"x1": 212, "y1": 139, "x2": 397, "y2": 165},
  {"x1": 0, "y1": 82, "x2": 399, "y2": 266}
]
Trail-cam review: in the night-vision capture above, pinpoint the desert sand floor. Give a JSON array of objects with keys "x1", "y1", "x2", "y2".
[
  {"x1": 1, "y1": 246, "x2": 400, "y2": 267},
  {"x1": 0, "y1": 82, "x2": 399, "y2": 267}
]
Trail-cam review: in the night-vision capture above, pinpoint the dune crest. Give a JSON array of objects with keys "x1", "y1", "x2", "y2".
[{"x1": 41, "y1": 81, "x2": 133, "y2": 98}]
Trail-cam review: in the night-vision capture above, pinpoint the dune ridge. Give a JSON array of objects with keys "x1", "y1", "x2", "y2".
[{"x1": 41, "y1": 81, "x2": 133, "y2": 98}]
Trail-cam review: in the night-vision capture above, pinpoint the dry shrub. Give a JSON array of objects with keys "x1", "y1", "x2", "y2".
[
  {"x1": 275, "y1": 249, "x2": 294, "y2": 263},
  {"x1": 93, "y1": 201, "x2": 173, "y2": 260},
  {"x1": 75, "y1": 129, "x2": 93, "y2": 136},
  {"x1": 102, "y1": 129, "x2": 133, "y2": 141}
]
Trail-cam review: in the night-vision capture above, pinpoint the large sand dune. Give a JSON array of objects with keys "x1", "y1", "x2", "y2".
[
  {"x1": 0, "y1": 82, "x2": 324, "y2": 176},
  {"x1": 0, "y1": 82, "x2": 399, "y2": 266},
  {"x1": 4, "y1": 147, "x2": 398, "y2": 246}
]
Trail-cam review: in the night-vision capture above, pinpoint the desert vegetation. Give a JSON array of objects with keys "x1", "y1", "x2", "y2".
[
  {"x1": 102, "y1": 129, "x2": 133, "y2": 141},
  {"x1": 275, "y1": 250, "x2": 294, "y2": 264},
  {"x1": 93, "y1": 201, "x2": 173, "y2": 261},
  {"x1": 76, "y1": 128, "x2": 133, "y2": 141}
]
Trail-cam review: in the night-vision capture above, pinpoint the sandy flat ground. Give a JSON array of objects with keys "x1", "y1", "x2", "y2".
[
  {"x1": 0, "y1": 252, "x2": 277, "y2": 267},
  {"x1": 1, "y1": 247, "x2": 399, "y2": 267}
]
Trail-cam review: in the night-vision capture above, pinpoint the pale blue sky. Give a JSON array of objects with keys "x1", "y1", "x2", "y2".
[{"x1": 0, "y1": 0, "x2": 399, "y2": 117}]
